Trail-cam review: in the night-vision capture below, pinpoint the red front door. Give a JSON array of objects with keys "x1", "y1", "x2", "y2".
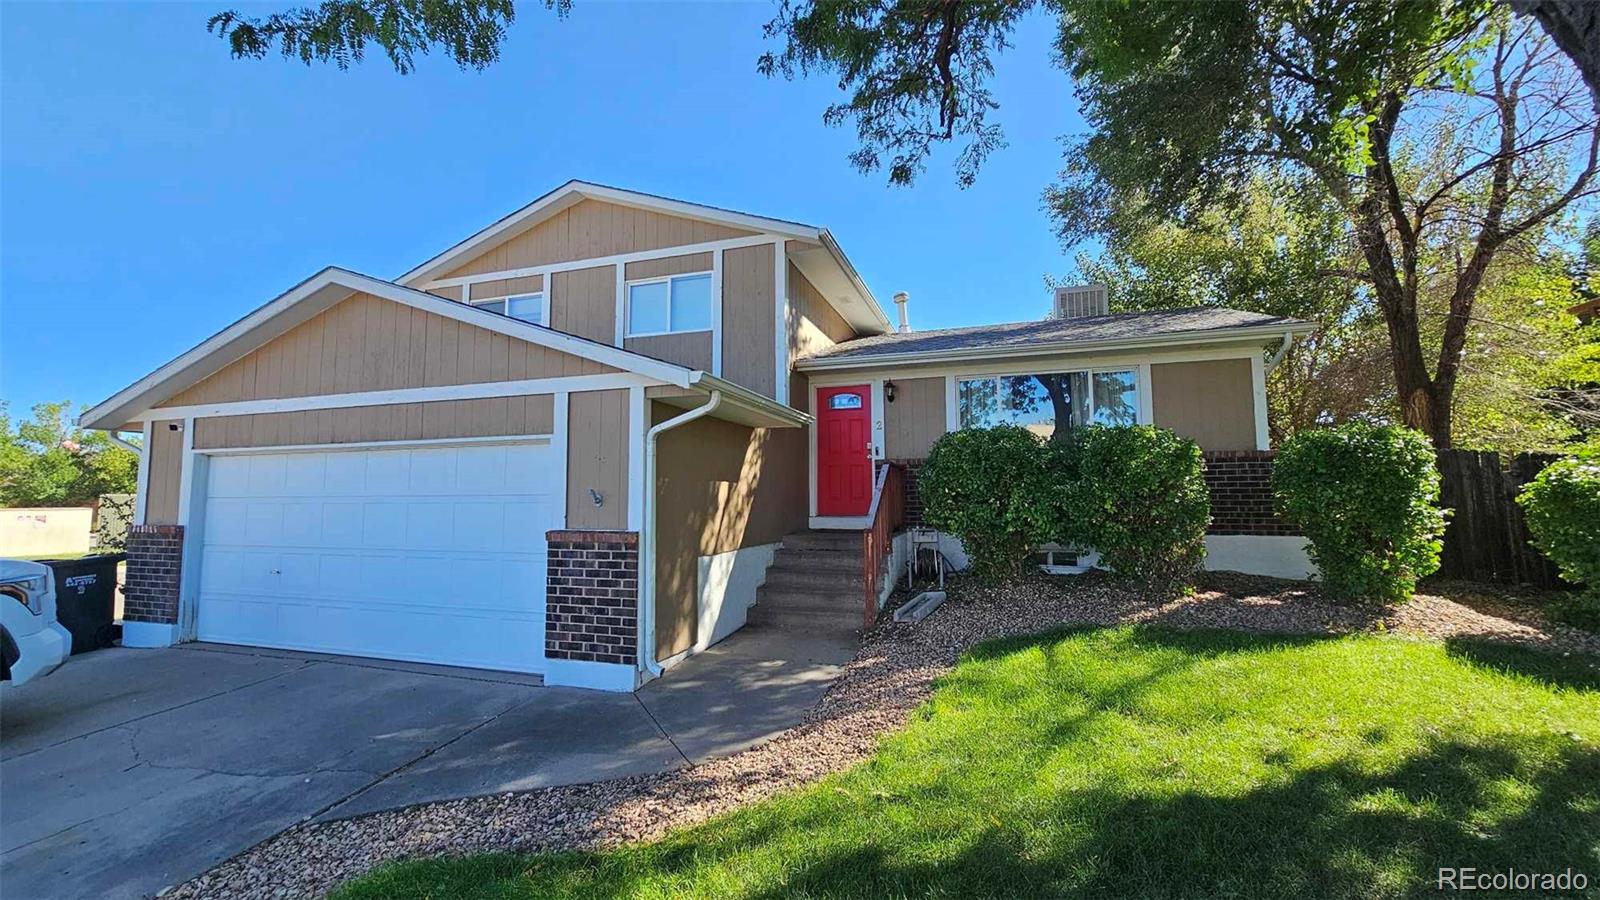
[{"x1": 816, "y1": 385, "x2": 873, "y2": 517}]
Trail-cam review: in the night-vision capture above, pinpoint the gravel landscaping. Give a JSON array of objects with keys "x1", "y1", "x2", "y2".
[{"x1": 167, "y1": 572, "x2": 1599, "y2": 900}]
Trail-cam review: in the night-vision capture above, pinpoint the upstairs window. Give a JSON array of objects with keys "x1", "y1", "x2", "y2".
[
  {"x1": 957, "y1": 369, "x2": 1138, "y2": 439},
  {"x1": 627, "y1": 273, "x2": 712, "y2": 337},
  {"x1": 473, "y1": 293, "x2": 543, "y2": 326}
]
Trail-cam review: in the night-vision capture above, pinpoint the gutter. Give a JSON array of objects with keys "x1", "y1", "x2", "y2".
[
  {"x1": 795, "y1": 322, "x2": 1317, "y2": 372},
  {"x1": 639, "y1": 390, "x2": 723, "y2": 680}
]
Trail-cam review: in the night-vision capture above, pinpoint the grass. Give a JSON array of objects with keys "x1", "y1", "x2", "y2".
[{"x1": 336, "y1": 628, "x2": 1600, "y2": 899}]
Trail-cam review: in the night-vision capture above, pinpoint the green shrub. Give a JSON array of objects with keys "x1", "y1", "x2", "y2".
[
  {"x1": 1517, "y1": 455, "x2": 1600, "y2": 630},
  {"x1": 1053, "y1": 425, "x2": 1210, "y2": 593},
  {"x1": 920, "y1": 425, "x2": 1053, "y2": 581},
  {"x1": 1273, "y1": 423, "x2": 1446, "y2": 604}
]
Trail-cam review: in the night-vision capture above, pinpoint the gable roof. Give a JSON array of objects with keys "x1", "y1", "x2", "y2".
[
  {"x1": 395, "y1": 180, "x2": 892, "y2": 335},
  {"x1": 79, "y1": 266, "x2": 805, "y2": 431},
  {"x1": 797, "y1": 307, "x2": 1316, "y2": 370}
]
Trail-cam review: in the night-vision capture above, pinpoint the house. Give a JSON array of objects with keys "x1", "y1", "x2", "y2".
[{"x1": 79, "y1": 181, "x2": 1313, "y2": 691}]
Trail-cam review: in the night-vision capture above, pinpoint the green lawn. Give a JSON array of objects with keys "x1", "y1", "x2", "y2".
[{"x1": 337, "y1": 629, "x2": 1600, "y2": 899}]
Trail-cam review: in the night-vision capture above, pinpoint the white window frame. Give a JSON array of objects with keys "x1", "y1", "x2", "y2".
[
  {"x1": 624, "y1": 271, "x2": 715, "y2": 339},
  {"x1": 955, "y1": 365, "x2": 1143, "y2": 433},
  {"x1": 468, "y1": 290, "x2": 547, "y2": 326}
]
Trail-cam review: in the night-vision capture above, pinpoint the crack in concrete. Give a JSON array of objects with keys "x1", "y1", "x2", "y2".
[
  {"x1": 2, "y1": 659, "x2": 315, "y2": 764},
  {"x1": 633, "y1": 694, "x2": 692, "y2": 766}
]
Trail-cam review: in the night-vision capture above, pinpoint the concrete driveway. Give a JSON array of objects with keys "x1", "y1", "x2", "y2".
[{"x1": 0, "y1": 627, "x2": 853, "y2": 900}]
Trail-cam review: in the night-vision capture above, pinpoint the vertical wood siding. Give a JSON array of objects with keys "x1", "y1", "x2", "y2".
[
  {"x1": 721, "y1": 243, "x2": 776, "y2": 399},
  {"x1": 650, "y1": 401, "x2": 808, "y2": 658},
  {"x1": 550, "y1": 265, "x2": 617, "y2": 345},
  {"x1": 158, "y1": 292, "x2": 614, "y2": 408},
  {"x1": 144, "y1": 421, "x2": 185, "y2": 525},
  {"x1": 566, "y1": 389, "x2": 630, "y2": 530},
  {"x1": 191, "y1": 395, "x2": 556, "y2": 449},
  {"x1": 624, "y1": 332, "x2": 713, "y2": 371},
  {"x1": 883, "y1": 376, "x2": 947, "y2": 459},
  {"x1": 623, "y1": 252, "x2": 713, "y2": 281},
  {"x1": 788, "y1": 263, "x2": 854, "y2": 367},
  {"x1": 1150, "y1": 358, "x2": 1256, "y2": 451},
  {"x1": 444, "y1": 199, "x2": 753, "y2": 279},
  {"x1": 469, "y1": 274, "x2": 544, "y2": 299}
]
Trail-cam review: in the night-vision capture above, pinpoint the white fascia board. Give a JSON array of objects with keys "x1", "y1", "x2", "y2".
[
  {"x1": 397, "y1": 180, "x2": 821, "y2": 287},
  {"x1": 80, "y1": 266, "x2": 694, "y2": 432},
  {"x1": 793, "y1": 322, "x2": 1318, "y2": 373},
  {"x1": 818, "y1": 229, "x2": 892, "y2": 333},
  {"x1": 688, "y1": 372, "x2": 814, "y2": 428}
]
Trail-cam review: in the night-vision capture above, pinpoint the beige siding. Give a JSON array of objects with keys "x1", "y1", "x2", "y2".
[
  {"x1": 884, "y1": 377, "x2": 947, "y2": 459},
  {"x1": 788, "y1": 263, "x2": 853, "y2": 367},
  {"x1": 191, "y1": 395, "x2": 556, "y2": 450},
  {"x1": 159, "y1": 292, "x2": 614, "y2": 409},
  {"x1": 428, "y1": 285, "x2": 463, "y2": 302},
  {"x1": 470, "y1": 274, "x2": 544, "y2": 299},
  {"x1": 566, "y1": 389, "x2": 630, "y2": 530},
  {"x1": 1151, "y1": 358, "x2": 1257, "y2": 451},
  {"x1": 445, "y1": 199, "x2": 754, "y2": 279},
  {"x1": 624, "y1": 332, "x2": 713, "y2": 371},
  {"x1": 550, "y1": 265, "x2": 616, "y2": 345},
  {"x1": 144, "y1": 420, "x2": 184, "y2": 525},
  {"x1": 721, "y1": 243, "x2": 776, "y2": 399},
  {"x1": 624, "y1": 252, "x2": 712, "y2": 281},
  {"x1": 651, "y1": 401, "x2": 808, "y2": 658}
]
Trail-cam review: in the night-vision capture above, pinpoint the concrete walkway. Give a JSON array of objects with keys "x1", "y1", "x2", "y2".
[{"x1": 0, "y1": 625, "x2": 854, "y2": 900}]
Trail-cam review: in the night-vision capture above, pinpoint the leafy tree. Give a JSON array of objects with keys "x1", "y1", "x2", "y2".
[
  {"x1": 0, "y1": 403, "x2": 139, "y2": 508},
  {"x1": 207, "y1": 0, "x2": 564, "y2": 73}
]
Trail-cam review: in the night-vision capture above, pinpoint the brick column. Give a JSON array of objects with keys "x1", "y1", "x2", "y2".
[
  {"x1": 885, "y1": 459, "x2": 926, "y2": 525},
  {"x1": 545, "y1": 530, "x2": 639, "y2": 667},
  {"x1": 124, "y1": 524, "x2": 184, "y2": 624},
  {"x1": 1202, "y1": 451, "x2": 1298, "y2": 536}
]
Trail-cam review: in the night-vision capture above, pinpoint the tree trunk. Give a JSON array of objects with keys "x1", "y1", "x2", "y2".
[{"x1": 1512, "y1": 0, "x2": 1600, "y2": 112}]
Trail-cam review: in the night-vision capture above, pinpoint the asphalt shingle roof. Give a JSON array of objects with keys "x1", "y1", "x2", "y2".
[{"x1": 804, "y1": 306, "x2": 1308, "y2": 363}]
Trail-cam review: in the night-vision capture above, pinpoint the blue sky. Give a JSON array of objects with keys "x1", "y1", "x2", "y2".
[{"x1": 1, "y1": 1, "x2": 1088, "y2": 423}]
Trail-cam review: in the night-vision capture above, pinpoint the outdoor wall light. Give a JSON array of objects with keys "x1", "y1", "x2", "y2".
[
  {"x1": 589, "y1": 488, "x2": 604, "y2": 507},
  {"x1": 884, "y1": 380, "x2": 897, "y2": 402}
]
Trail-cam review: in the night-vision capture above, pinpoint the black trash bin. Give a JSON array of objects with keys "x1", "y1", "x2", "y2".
[{"x1": 41, "y1": 553, "x2": 126, "y2": 654}]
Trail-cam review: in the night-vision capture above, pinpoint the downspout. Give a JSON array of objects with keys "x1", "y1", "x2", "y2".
[
  {"x1": 639, "y1": 390, "x2": 723, "y2": 680},
  {"x1": 1264, "y1": 331, "x2": 1295, "y2": 374}
]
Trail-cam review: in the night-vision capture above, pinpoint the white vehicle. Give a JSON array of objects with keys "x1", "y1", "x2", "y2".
[{"x1": 1, "y1": 559, "x2": 70, "y2": 685}]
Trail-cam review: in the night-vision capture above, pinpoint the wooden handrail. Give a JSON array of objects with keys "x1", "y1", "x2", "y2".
[{"x1": 862, "y1": 462, "x2": 906, "y2": 628}]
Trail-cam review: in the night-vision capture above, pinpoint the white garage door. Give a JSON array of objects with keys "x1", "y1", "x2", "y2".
[{"x1": 196, "y1": 441, "x2": 560, "y2": 673}]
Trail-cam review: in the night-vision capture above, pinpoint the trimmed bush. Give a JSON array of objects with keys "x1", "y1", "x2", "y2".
[
  {"x1": 920, "y1": 425, "x2": 1052, "y2": 581},
  {"x1": 1054, "y1": 425, "x2": 1210, "y2": 593},
  {"x1": 1517, "y1": 454, "x2": 1600, "y2": 631},
  {"x1": 1273, "y1": 423, "x2": 1445, "y2": 604}
]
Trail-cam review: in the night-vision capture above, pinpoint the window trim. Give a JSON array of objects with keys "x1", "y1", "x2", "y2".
[
  {"x1": 624, "y1": 270, "x2": 715, "y2": 339},
  {"x1": 465, "y1": 286, "x2": 549, "y2": 327},
  {"x1": 954, "y1": 365, "x2": 1143, "y2": 433}
]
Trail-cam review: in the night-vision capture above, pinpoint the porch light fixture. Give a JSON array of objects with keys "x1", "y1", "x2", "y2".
[{"x1": 884, "y1": 380, "x2": 897, "y2": 402}]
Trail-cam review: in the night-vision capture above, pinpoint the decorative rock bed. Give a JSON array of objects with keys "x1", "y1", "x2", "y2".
[{"x1": 167, "y1": 573, "x2": 1598, "y2": 899}]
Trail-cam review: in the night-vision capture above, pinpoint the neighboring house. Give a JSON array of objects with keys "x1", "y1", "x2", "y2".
[{"x1": 79, "y1": 181, "x2": 1313, "y2": 691}]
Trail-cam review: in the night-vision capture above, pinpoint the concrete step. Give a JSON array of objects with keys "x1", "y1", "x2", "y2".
[
  {"x1": 754, "y1": 586, "x2": 862, "y2": 616},
  {"x1": 746, "y1": 603, "x2": 863, "y2": 632},
  {"x1": 768, "y1": 548, "x2": 863, "y2": 574},
  {"x1": 782, "y1": 530, "x2": 862, "y2": 552},
  {"x1": 762, "y1": 567, "x2": 864, "y2": 594}
]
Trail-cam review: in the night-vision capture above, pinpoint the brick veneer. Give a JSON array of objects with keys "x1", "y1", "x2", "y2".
[
  {"x1": 886, "y1": 459, "x2": 926, "y2": 526},
  {"x1": 1203, "y1": 450, "x2": 1298, "y2": 536},
  {"x1": 124, "y1": 524, "x2": 184, "y2": 624},
  {"x1": 545, "y1": 530, "x2": 639, "y2": 666}
]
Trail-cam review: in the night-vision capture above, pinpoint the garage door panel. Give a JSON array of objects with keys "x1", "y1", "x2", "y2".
[{"x1": 198, "y1": 442, "x2": 558, "y2": 674}]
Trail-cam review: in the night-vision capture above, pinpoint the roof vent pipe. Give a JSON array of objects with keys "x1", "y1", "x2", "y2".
[{"x1": 893, "y1": 291, "x2": 911, "y2": 333}]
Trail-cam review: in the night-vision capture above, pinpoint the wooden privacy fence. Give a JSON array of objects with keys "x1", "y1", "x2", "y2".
[{"x1": 1435, "y1": 450, "x2": 1564, "y2": 588}]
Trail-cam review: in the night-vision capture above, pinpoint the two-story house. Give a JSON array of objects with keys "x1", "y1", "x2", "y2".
[{"x1": 80, "y1": 181, "x2": 1312, "y2": 691}]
